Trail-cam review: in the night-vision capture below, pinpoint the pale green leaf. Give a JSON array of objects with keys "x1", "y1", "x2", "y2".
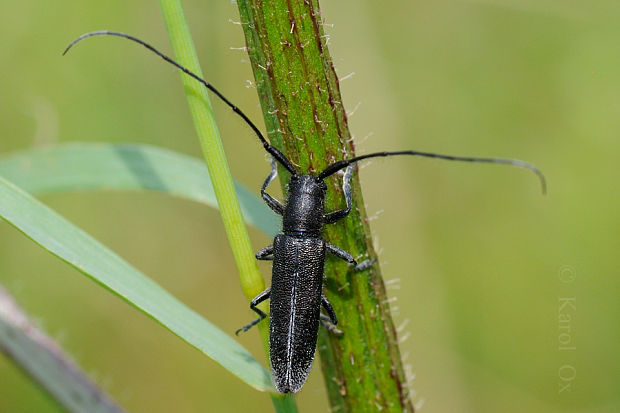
[
  {"x1": 0, "y1": 286, "x2": 125, "y2": 413},
  {"x1": 0, "y1": 176, "x2": 274, "y2": 391},
  {"x1": 0, "y1": 143, "x2": 278, "y2": 237}
]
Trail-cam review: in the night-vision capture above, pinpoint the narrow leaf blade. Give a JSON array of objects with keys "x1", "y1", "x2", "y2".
[
  {"x1": 0, "y1": 143, "x2": 278, "y2": 237},
  {"x1": 0, "y1": 176, "x2": 273, "y2": 391},
  {"x1": 0, "y1": 287, "x2": 125, "y2": 413}
]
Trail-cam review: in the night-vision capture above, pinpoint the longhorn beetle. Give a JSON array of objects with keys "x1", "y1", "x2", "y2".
[{"x1": 64, "y1": 31, "x2": 546, "y2": 393}]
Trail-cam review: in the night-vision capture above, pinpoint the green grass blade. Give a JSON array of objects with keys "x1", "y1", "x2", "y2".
[
  {"x1": 158, "y1": 0, "x2": 268, "y2": 307},
  {"x1": 156, "y1": 2, "x2": 295, "y2": 410},
  {"x1": 0, "y1": 175, "x2": 273, "y2": 392},
  {"x1": 0, "y1": 286, "x2": 125, "y2": 413},
  {"x1": 0, "y1": 143, "x2": 278, "y2": 237}
]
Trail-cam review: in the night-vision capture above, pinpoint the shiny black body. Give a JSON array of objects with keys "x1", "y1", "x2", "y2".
[
  {"x1": 282, "y1": 175, "x2": 327, "y2": 237},
  {"x1": 269, "y1": 235, "x2": 325, "y2": 392},
  {"x1": 63, "y1": 30, "x2": 546, "y2": 394},
  {"x1": 239, "y1": 170, "x2": 366, "y2": 393}
]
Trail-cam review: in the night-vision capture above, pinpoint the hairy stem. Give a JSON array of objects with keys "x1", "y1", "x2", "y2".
[{"x1": 235, "y1": 0, "x2": 414, "y2": 411}]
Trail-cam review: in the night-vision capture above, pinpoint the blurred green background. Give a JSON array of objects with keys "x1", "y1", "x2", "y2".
[{"x1": 1, "y1": 0, "x2": 618, "y2": 412}]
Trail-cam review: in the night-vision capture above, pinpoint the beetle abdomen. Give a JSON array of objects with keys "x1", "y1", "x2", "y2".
[{"x1": 269, "y1": 235, "x2": 326, "y2": 393}]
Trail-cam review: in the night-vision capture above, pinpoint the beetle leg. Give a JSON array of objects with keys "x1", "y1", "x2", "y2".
[
  {"x1": 262, "y1": 157, "x2": 285, "y2": 215},
  {"x1": 256, "y1": 245, "x2": 274, "y2": 261},
  {"x1": 321, "y1": 295, "x2": 338, "y2": 324},
  {"x1": 235, "y1": 288, "x2": 271, "y2": 335},
  {"x1": 326, "y1": 243, "x2": 357, "y2": 265},
  {"x1": 327, "y1": 243, "x2": 376, "y2": 272},
  {"x1": 354, "y1": 258, "x2": 376, "y2": 272},
  {"x1": 320, "y1": 296, "x2": 342, "y2": 335},
  {"x1": 323, "y1": 164, "x2": 354, "y2": 224},
  {"x1": 320, "y1": 314, "x2": 343, "y2": 335}
]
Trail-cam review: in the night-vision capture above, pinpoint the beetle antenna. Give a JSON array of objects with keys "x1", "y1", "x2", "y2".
[
  {"x1": 63, "y1": 30, "x2": 297, "y2": 175},
  {"x1": 318, "y1": 150, "x2": 546, "y2": 194}
]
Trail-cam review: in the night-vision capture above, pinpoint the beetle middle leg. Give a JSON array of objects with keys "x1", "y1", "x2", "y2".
[
  {"x1": 326, "y1": 243, "x2": 375, "y2": 272},
  {"x1": 256, "y1": 245, "x2": 274, "y2": 260},
  {"x1": 235, "y1": 288, "x2": 271, "y2": 335}
]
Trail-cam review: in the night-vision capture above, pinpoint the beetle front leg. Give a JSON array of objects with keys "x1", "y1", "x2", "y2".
[
  {"x1": 262, "y1": 157, "x2": 285, "y2": 215},
  {"x1": 323, "y1": 164, "x2": 354, "y2": 224},
  {"x1": 235, "y1": 288, "x2": 270, "y2": 335}
]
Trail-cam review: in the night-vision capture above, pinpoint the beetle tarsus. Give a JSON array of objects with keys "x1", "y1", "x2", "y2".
[
  {"x1": 320, "y1": 314, "x2": 343, "y2": 335},
  {"x1": 354, "y1": 258, "x2": 376, "y2": 272}
]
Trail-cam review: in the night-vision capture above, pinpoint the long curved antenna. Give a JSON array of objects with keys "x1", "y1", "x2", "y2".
[
  {"x1": 318, "y1": 150, "x2": 546, "y2": 194},
  {"x1": 63, "y1": 30, "x2": 297, "y2": 175}
]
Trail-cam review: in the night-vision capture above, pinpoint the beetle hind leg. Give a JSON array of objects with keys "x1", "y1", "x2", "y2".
[
  {"x1": 320, "y1": 295, "x2": 343, "y2": 335},
  {"x1": 235, "y1": 288, "x2": 270, "y2": 335},
  {"x1": 320, "y1": 315, "x2": 343, "y2": 335}
]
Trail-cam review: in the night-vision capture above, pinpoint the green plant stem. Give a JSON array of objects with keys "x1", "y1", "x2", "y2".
[
  {"x1": 157, "y1": 1, "x2": 297, "y2": 411},
  {"x1": 157, "y1": 0, "x2": 262, "y2": 306},
  {"x1": 235, "y1": 0, "x2": 414, "y2": 411}
]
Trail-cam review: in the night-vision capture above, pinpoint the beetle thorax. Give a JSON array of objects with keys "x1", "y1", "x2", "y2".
[{"x1": 282, "y1": 174, "x2": 326, "y2": 237}]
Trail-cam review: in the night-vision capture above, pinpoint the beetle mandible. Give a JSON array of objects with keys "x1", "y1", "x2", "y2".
[{"x1": 64, "y1": 31, "x2": 546, "y2": 393}]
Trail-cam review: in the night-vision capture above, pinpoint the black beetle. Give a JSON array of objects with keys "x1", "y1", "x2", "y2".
[{"x1": 64, "y1": 31, "x2": 546, "y2": 393}]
